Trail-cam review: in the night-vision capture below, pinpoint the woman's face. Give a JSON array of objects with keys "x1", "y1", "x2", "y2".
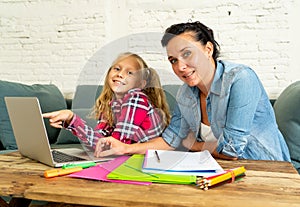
[
  {"x1": 166, "y1": 32, "x2": 215, "y2": 89},
  {"x1": 108, "y1": 56, "x2": 145, "y2": 99}
]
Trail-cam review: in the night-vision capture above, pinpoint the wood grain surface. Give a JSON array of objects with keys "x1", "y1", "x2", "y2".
[{"x1": 0, "y1": 152, "x2": 299, "y2": 207}]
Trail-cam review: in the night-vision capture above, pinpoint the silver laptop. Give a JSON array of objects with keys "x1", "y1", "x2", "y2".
[{"x1": 5, "y1": 97, "x2": 113, "y2": 167}]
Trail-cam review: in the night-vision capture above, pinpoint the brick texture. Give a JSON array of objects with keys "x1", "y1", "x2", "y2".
[{"x1": 0, "y1": 0, "x2": 299, "y2": 99}]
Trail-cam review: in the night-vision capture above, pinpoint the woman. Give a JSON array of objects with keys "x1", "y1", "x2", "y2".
[{"x1": 95, "y1": 21, "x2": 291, "y2": 161}]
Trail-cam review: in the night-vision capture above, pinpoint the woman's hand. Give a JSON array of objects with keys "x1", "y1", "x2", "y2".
[
  {"x1": 182, "y1": 132, "x2": 204, "y2": 151},
  {"x1": 182, "y1": 132, "x2": 237, "y2": 160},
  {"x1": 211, "y1": 151, "x2": 238, "y2": 160},
  {"x1": 42, "y1": 110, "x2": 74, "y2": 128},
  {"x1": 94, "y1": 137, "x2": 128, "y2": 157}
]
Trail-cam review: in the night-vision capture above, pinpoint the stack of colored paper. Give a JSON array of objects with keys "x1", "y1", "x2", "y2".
[
  {"x1": 106, "y1": 154, "x2": 196, "y2": 184},
  {"x1": 63, "y1": 150, "x2": 246, "y2": 188},
  {"x1": 68, "y1": 156, "x2": 152, "y2": 185}
]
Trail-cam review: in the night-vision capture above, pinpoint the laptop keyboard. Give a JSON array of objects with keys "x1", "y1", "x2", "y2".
[{"x1": 52, "y1": 150, "x2": 85, "y2": 163}]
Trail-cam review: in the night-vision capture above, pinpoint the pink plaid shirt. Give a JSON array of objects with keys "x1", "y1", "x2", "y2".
[{"x1": 66, "y1": 88, "x2": 166, "y2": 149}]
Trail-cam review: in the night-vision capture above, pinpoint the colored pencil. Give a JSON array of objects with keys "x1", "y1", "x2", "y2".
[{"x1": 196, "y1": 166, "x2": 246, "y2": 190}]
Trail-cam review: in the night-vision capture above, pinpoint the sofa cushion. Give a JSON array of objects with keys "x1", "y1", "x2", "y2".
[
  {"x1": 274, "y1": 81, "x2": 300, "y2": 174},
  {"x1": 0, "y1": 80, "x2": 67, "y2": 150}
]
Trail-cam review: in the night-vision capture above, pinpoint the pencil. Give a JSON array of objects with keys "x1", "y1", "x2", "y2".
[{"x1": 196, "y1": 166, "x2": 246, "y2": 190}]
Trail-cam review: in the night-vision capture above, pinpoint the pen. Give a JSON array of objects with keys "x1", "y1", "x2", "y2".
[
  {"x1": 62, "y1": 162, "x2": 96, "y2": 169},
  {"x1": 44, "y1": 167, "x2": 83, "y2": 178},
  {"x1": 154, "y1": 150, "x2": 160, "y2": 163}
]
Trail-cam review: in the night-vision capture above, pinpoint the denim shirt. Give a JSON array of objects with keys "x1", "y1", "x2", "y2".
[{"x1": 162, "y1": 60, "x2": 291, "y2": 161}]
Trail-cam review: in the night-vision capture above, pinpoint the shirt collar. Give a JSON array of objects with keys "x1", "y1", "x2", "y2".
[
  {"x1": 111, "y1": 88, "x2": 142, "y2": 105},
  {"x1": 209, "y1": 60, "x2": 224, "y2": 96}
]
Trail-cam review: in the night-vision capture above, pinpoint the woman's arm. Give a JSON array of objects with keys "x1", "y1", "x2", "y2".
[
  {"x1": 217, "y1": 68, "x2": 261, "y2": 158},
  {"x1": 182, "y1": 133, "x2": 237, "y2": 160}
]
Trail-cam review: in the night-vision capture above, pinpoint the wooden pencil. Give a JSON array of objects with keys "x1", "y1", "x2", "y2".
[{"x1": 196, "y1": 166, "x2": 246, "y2": 190}]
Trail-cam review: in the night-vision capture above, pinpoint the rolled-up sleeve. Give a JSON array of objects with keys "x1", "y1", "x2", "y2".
[
  {"x1": 162, "y1": 103, "x2": 189, "y2": 148},
  {"x1": 216, "y1": 69, "x2": 261, "y2": 158}
]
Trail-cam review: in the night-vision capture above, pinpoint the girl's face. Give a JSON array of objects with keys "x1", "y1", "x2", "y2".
[
  {"x1": 166, "y1": 32, "x2": 215, "y2": 89},
  {"x1": 108, "y1": 56, "x2": 145, "y2": 99}
]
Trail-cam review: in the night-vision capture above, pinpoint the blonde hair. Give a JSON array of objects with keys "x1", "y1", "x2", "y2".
[{"x1": 92, "y1": 52, "x2": 171, "y2": 127}]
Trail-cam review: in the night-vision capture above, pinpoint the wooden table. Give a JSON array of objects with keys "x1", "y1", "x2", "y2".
[{"x1": 0, "y1": 151, "x2": 299, "y2": 207}]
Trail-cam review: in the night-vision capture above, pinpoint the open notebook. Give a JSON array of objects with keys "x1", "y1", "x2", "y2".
[
  {"x1": 142, "y1": 150, "x2": 224, "y2": 176},
  {"x1": 5, "y1": 97, "x2": 113, "y2": 167}
]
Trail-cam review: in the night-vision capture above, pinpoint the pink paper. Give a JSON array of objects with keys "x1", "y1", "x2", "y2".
[{"x1": 68, "y1": 156, "x2": 151, "y2": 185}]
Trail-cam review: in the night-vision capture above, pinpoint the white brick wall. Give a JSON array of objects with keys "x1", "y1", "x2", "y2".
[{"x1": 0, "y1": 0, "x2": 299, "y2": 99}]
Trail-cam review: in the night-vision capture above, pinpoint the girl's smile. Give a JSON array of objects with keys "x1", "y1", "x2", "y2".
[{"x1": 108, "y1": 56, "x2": 145, "y2": 99}]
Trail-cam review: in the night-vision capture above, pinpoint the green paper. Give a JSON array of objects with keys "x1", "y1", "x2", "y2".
[{"x1": 107, "y1": 154, "x2": 196, "y2": 184}]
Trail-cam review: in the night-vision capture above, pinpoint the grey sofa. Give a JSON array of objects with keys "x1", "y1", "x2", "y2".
[
  {"x1": 274, "y1": 81, "x2": 300, "y2": 174},
  {"x1": 0, "y1": 80, "x2": 68, "y2": 152}
]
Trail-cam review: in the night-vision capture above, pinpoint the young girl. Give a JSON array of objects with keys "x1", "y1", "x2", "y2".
[{"x1": 43, "y1": 52, "x2": 170, "y2": 153}]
